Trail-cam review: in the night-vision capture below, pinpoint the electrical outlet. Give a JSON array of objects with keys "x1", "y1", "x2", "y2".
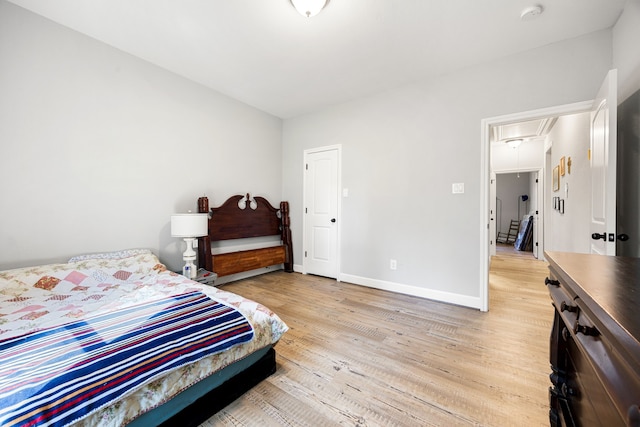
[{"x1": 390, "y1": 259, "x2": 397, "y2": 270}]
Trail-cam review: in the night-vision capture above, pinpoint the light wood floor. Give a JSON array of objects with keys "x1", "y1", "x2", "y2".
[{"x1": 201, "y1": 246, "x2": 552, "y2": 426}]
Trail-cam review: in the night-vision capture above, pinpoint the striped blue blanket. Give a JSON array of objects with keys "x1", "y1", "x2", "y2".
[{"x1": 0, "y1": 291, "x2": 254, "y2": 427}]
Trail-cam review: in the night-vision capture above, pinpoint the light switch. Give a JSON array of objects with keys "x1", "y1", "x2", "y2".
[
  {"x1": 452, "y1": 183, "x2": 465, "y2": 194},
  {"x1": 343, "y1": 188, "x2": 349, "y2": 197}
]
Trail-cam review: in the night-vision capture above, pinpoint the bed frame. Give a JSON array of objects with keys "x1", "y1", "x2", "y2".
[
  {"x1": 133, "y1": 194, "x2": 291, "y2": 424},
  {"x1": 133, "y1": 194, "x2": 293, "y2": 425},
  {"x1": 134, "y1": 347, "x2": 276, "y2": 427},
  {"x1": 134, "y1": 193, "x2": 292, "y2": 425},
  {"x1": 196, "y1": 193, "x2": 293, "y2": 277}
]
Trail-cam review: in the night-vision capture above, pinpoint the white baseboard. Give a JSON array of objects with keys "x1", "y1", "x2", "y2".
[
  {"x1": 221, "y1": 264, "x2": 481, "y2": 310},
  {"x1": 339, "y1": 273, "x2": 482, "y2": 310}
]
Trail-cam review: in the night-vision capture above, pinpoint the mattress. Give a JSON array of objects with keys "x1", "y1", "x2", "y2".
[{"x1": 0, "y1": 249, "x2": 288, "y2": 426}]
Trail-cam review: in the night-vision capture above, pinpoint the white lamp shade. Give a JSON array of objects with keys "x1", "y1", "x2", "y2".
[
  {"x1": 290, "y1": 0, "x2": 328, "y2": 17},
  {"x1": 171, "y1": 213, "x2": 208, "y2": 237}
]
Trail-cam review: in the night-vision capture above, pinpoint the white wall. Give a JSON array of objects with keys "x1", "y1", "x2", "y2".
[
  {"x1": 282, "y1": 30, "x2": 613, "y2": 308},
  {"x1": 613, "y1": 0, "x2": 640, "y2": 102},
  {"x1": 0, "y1": 1, "x2": 283, "y2": 271},
  {"x1": 4, "y1": 0, "x2": 639, "y2": 304},
  {"x1": 543, "y1": 112, "x2": 592, "y2": 254}
]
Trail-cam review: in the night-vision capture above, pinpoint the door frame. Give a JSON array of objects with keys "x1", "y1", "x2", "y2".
[
  {"x1": 534, "y1": 168, "x2": 544, "y2": 260},
  {"x1": 491, "y1": 169, "x2": 543, "y2": 259},
  {"x1": 479, "y1": 101, "x2": 593, "y2": 312},
  {"x1": 302, "y1": 144, "x2": 342, "y2": 280},
  {"x1": 490, "y1": 171, "x2": 497, "y2": 257}
]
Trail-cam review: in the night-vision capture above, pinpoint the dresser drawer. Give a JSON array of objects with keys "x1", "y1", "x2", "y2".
[
  {"x1": 545, "y1": 252, "x2": 640, "y2": 427},
  {"x1": 565, "y1": 309, "x2": 625, "y2": 426}
]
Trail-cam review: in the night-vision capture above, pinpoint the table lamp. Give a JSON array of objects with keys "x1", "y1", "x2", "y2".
[{"x1": 171, "y1": 213, "x2": 208, "y2": 279}]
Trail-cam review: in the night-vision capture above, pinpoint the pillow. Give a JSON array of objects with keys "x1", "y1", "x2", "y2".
[{"x1": 68, "y1": 249, "x2": 152, "y2": 263}]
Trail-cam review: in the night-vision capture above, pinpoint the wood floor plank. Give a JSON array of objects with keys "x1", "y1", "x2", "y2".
[{"x1": 201, "y1": 246, "x2": 552, "y2": 426}]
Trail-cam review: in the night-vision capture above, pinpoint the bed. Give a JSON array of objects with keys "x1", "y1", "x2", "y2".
[
  {"x1": 0, "y1": 249, "x2": 288, "y2": 427},
  {"x1": 196, "y1": 194, "x2": 293, "y2": 278}
]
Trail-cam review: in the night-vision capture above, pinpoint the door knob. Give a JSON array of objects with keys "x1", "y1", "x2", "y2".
[
  {"x1": 330, "y1": 218, "x2": 336, "y2": 223},
  {"x1": 591, "y1": 233, "x2": 606, "y2": 241},
  {"x1": 617, "y1": 233, "x2": 629, "y2": 242}
]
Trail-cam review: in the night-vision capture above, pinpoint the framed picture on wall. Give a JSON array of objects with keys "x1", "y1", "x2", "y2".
[
  {"x1": 553, "y1": 166, "x2": 560, "y2": 191},
  {"x1": 560, "y1": 156, "x2": 566, "y2": 176}
]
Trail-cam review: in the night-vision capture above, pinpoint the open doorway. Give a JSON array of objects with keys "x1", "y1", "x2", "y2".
[
  {"x1": 479, "y1": 100, "x2": 593, "y2": 311},
  {"x1": 490, "y1": 124, "x2": 547, "y2": 261},
  {"x1": 495, "y1": 172, "x2": 538, "y2": 258}
]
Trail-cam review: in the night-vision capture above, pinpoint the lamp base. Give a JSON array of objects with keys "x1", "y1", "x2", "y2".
[
  {"x1": 182, "y1": 258, "x2": 197, "y2": 279},
  {"x1": 182, "y1": 237, "x2": 198, "y2": 279}
]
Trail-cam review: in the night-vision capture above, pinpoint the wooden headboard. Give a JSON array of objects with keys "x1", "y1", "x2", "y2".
[{"x1": 196, "y1": 194, "x2": 293, "y2": 278}]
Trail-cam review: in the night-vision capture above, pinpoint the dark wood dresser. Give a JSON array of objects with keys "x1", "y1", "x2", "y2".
[{"x1": 544, "y1": 251, "x2": 640, "y2": 427}]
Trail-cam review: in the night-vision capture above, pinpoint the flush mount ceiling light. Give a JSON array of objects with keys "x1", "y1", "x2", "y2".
[
  {"x1": 290, "y1": 0, "x2": 329, "y2": 18},
  {"x1": 506, "y1": 139, "x2": 523, "y2": 148},
  {"x1": 520, "y1": 5, "x2": 544, "y2": 21}
]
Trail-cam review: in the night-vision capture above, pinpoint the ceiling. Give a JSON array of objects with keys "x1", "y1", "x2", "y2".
[
  {"x1": 491, "y1": 117, "x2": 558, "y2": 146},
  {"x1": 7, "y1": 0, "x2": 626, "y2": 119}
]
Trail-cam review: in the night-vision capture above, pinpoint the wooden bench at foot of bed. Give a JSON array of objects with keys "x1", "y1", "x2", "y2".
[{"x1": 196, "y1": 194, "x2": 293, "y2": 278}]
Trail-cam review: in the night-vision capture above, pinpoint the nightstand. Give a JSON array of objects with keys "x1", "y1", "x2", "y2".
[{"x1": 194, "y1": 268, "x2": 217, "y2": 286}]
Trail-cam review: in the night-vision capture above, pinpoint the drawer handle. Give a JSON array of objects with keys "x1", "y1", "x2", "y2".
[
  {"x1": 560, "y1": 301, "x2": 578, "y2": 313},
  {"x1": 545, "y1": 277, "x2": 560, "y2": 287},
  {"x1": 561, "y1": 382, "x2": 576, "y2": 397},
  {"x1": 561, "y1": 327, "x2": 571, "y2": 342},
  {"x1": 574, "y1": 322, "x2": 599, "y2": 337}
]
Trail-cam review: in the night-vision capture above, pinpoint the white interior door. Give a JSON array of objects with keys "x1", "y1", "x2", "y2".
[
  {"x1": 590, "y1": 69, "x2": 617, "y2": 255},
  {"x1": 303, "y1": 146, "x2": 340, "y2": 278}
]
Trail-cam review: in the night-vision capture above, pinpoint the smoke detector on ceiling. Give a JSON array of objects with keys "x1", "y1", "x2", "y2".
[{"x1": 520, "y1": 5, "x2": 544, "y2": 21}]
